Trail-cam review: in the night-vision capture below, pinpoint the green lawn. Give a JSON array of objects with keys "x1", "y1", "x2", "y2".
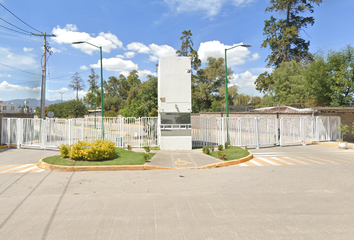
[
  {"x1": 210, "y1": 146, "x2": 249, "y2": 161},
  {"x1": 42, "y1": 148, "x2": 155, "y2": 166}
]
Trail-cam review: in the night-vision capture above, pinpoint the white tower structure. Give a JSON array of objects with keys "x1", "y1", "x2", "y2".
[{"x1": 158, "y1": 57, "x2": 192, "y2": 150}]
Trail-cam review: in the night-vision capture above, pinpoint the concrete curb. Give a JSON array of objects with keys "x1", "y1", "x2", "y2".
[
  {"x1": 0, "y1": 144, "x2": 16, "y2": 149},
  {"x1": 37, "y1": 151, "x2": 253, "y2": 172},
  {"x1": 316, "y1": 141, "x2": 354, "y2": 148}
]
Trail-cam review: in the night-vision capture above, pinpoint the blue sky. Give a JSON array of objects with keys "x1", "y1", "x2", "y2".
[{"x1": 0, "y1": 0, "x2": 353, "y2": 102}]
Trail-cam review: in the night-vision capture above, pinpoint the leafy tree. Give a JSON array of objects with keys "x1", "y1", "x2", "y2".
[
  {"x1": 46, "y1": 99, "x2": 87, "y2": 118},
  {"x1": 176, "y1": 30, "x2": 201, "y2": 72},
  {"x1": 272, "y1": 60, "x2": 308, "y2": 104},
  {"x1": 69, "y1": 72, "x2": 85, "y2": 100},
  {"x1": 255, "y1": 0, "x2": 322, "y2": 93},
  {"x1": 306, "y1": 45, "x2": 354, "y2": 106},
  {"x1": 86, "y1": 68, "x2": 99, "y2": 108}
]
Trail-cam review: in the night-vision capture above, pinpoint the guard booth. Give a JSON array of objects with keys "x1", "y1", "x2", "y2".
[{"x1": 158, "y1": 57, "x2": 192, "y2": 150}]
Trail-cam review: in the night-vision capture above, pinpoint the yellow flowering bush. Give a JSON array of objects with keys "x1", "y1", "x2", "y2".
[{"x1": 59, "y1": 140, "x2": 116, "y2": 161}]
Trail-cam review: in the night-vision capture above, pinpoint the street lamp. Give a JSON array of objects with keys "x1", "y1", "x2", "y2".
[
  {"x1": 72, "y1": 41, "x2": 105, "y2": 140},
  {"x1": 224, "y1": 44, "x2": 251, "y2": 142}
]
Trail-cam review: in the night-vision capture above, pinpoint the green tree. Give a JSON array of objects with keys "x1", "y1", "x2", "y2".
[
  {"x1": 255, "y1": 0, "x2": 322, "y2": 93},
  {"x1": 85, "y1": 68, "x2": 99, "y2": 108},
  {"x1": 69, "y1": 72, "x2": 85, "y2": 100},
  {"x1": 176, "y1": 30, "x2": 201, "y2": 72},
  {"x1": 272, "y1": 60, "x2": 308, "y2": 104}
]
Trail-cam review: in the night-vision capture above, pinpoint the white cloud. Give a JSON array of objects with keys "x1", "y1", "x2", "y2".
[
  {"x1": 0, "y1": 81, "x2": 40, "y2": 92},
  {"x1": 48, "y1": 87, "x2": 68, "y2": 93},
  {"x1": 163, "y1": 0, "x2": 255, "y2": 17},
  {"x1": 231, "y1": 71, "x2": 257, "y2": 88},
  {"x1": 127, "y1": 42, "x2": 150, "y2": 54},
  {"x1": 0, "y1": 73, "x2": 11, "y2": 77},
  {"x1": 198, "y1": 41, "x2": 251, "y2": 66},
  {"x1": 80, "y1": 65, "x2": 88, "y2": 70},
  {"x1": 116, "y1": 54, "x2": 125, "y2": 58},
  {"x1": 90, "y1": 57, "x2": 138, "y2": 72},
  {"x1": 148, "y1": 43, "x2": 176, "y2": 62},
  {"x1": 251, "y1": 53, "x2": 260, "y2": 60},
  {"x1": 124, "y1": 51, "x2": 136, "y2": 58},
  {"x1": 0, "y1": 48, "x2": 39, "y2": 70},
  {"x1": 51, "y1": 47, "x2": 61, "y2": 53},
  {"x1": 138, "y1": 70, "x2": 157, "y2": 78},
  {"x1": 52, "y1": 24, "x2": 123, "y2": 55},
  {"x1": 23, "y1": 47, "x2": 33, "y2": 52}
]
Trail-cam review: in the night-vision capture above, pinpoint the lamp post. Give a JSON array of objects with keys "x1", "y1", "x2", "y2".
[
  {"x1": 72, "y1": 41, "x2": 105, "y2": 140},
  {"x1": 224, "y1": 44, "x2": 251, "y2": 142}
]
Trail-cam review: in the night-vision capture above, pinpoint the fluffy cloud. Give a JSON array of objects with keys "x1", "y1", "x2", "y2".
[
  {"x1": 127, "y1": 42, "x2": 150, "y2": 54},
  {"x1": 23, "y1": 47, "x2": 33, "y2": 52},
  {"x1": 198, "y1": 41, "x2": 252, "y2": 66},
  {"x1": 148, "y1": 43, "x2": 176, "y2": 62},
  {"x1": 80, "y1": 65, "x2": 88, "y2": 70},
  {"x1": 52, "y1": 24, "x2": 123, "y2": 55},
  {"x1": 0, "y1": 73, "x2": 11, "y2": 77},
  {"x1": 0, "y1": 81, "x2": 40, "y2": 92},
  {"x1": 124, "y1": 51, "x2": 136, "y2": 58},
  {"x1": 0, "y1": 47, "x2": 39, "y2": 70},
  {"x1": 231, "y1": 71, "x2": 257, "y2": 88},
  {"x1": 90, "y1": 57, "x2": 138, "y2": 72},
  {"x1": 48, "y1": 87, "x2": 68, "y2": 93},
  {"x1": 163, "y1": 0, "x2": 255, "y2": 17},
  {"x1": 138, "y1": 70, "x2": 157, "y2": 78}
]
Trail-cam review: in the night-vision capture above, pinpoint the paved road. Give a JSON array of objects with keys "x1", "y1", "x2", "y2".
[{"x1": 1, "y1": 145, "x2": 354, "y2": 239}]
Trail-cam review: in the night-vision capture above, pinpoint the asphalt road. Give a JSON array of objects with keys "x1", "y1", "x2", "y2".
[{"x1": 1, "y1": 145, "x2": 354, "y2": 239}]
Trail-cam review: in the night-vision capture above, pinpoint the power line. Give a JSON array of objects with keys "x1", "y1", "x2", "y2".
[
  {"x1": 0, "y1": 17, "x2": 32, "y2": 34},
  {"x1": 0, "y1": 62, "x2": 41, "y2": 75},
  {"x1": 0, "y1": 3, "x2": 42, "y2": 33},
  {"x1": 0, "y1": 24, "x2": 30, "y2": 35}
]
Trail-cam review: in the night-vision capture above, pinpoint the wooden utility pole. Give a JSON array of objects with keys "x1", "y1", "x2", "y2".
[{"x1": 32, "y1": 32, "x2": 56, "y2": 118}]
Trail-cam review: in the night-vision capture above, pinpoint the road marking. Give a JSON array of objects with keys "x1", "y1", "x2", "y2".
[
  {"x1": 257, "y1": 157, "x2": 282, "y2": 166},
  {"x1": 175, "y1": 158, "x2": 192, "y2": 166},
  {"x1": 0, "y1": 164, "x2": 47, "y2": 173}
]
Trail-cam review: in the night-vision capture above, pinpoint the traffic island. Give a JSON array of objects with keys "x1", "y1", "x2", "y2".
[{"x1": 37, "y1": 147, "x2": 253, "y2": 171}]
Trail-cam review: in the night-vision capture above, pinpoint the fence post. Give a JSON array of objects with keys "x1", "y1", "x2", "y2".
[
  {"x1": 280, "y1": 118, "x2": 283, "y2": 147},
  {"x1": 68, "y1": 119, "x2": 72, "y2": 145},
  {"x1": 139, "y1": 117, "x2": 141, "y2": 148},
  {"x1": 255, "y1": 117, "x2": 260, "y2": 149},
  {"x1": 221, "y1": 118, "x2": 225, "y2": 147},
  {"x1": 40, "y1": 119, "x2": 46, "y2": 149},
  {"x1": 7, "y1": 118, "x2": 11, "y2": 148},
  {"x1": 16, "y1": 118, "x2": 22, "y2": 149},
  {"x1": 301, "y1": 117, "x2": 306, "y2": 146}
]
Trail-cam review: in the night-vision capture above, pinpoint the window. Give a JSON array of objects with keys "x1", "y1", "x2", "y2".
[
  {"x1": 2, "y1": 106, "x2": 6, "y2": 110},
  {"x1": 11, "y1": 106, "x2": 14, "y2": 110}
]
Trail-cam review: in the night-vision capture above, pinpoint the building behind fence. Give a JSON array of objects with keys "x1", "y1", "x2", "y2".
[{"x1": 1, "y1": 116, "x2": 340, "y2": 150}]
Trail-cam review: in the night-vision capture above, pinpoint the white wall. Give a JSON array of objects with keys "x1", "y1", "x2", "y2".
[{"x1": 158, "y1": 57, "x2": 192, "y2": 150}]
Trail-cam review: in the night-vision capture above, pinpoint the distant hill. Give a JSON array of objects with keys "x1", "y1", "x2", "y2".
[{"x1": 5, "y1": 98, "x2": 62, "y2": 109}]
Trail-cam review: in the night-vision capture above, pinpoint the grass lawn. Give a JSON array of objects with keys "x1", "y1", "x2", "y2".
[
  {"x1": 42, "y1": 148, "x2": 155, "y2": 166},
  {"x1": 210, "y1": 146, "x2": 249, "y2": 161}
]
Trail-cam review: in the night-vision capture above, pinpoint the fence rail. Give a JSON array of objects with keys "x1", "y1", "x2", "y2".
[{"x1": 1, "y1": 116, "x2": 340, "y2": 150}]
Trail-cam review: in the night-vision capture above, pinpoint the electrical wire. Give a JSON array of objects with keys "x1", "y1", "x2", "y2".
[
  {"x1": 0, "y1": 62, "x2": 41, "y2": 75},
  {"x1": 0, "y1": 24, "x2": 30, "y2": 35},
  {"x1": 0, "y1": 17, "x2": 32, "y2": 34},
  {"x1": 0, "y1": 3, "x2": 42, "y2": 33}
]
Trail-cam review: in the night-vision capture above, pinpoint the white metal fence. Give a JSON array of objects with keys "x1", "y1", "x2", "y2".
[
  {"x1": 1, "y1": 116, "x2": 340, "y2": 149},
  {"x1": 1, "y1": 117, "x2": 158, "y2": 149}
]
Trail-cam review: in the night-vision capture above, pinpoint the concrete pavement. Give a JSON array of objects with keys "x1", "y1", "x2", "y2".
[{"x1": 1, "y1": 145, "x2": 354, "y2": 239}]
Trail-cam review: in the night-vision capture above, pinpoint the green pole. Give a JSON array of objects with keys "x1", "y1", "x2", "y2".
[
  {"x1": 224, "y1": 49, "x2": 230, "y2": 142},
  {"x1": 100, "y1": 46, "x2": 105, "y2": 140}
]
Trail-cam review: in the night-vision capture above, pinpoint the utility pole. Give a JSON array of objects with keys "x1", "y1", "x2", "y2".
[{"x1": 32, "y1": 32, "x2": 56, "y2": 119}]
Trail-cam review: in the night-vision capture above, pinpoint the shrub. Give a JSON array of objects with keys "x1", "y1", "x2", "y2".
[
  {"x1": 209, "y1": 146, "x2": 214, "y2": 152},
  {"x1": 143, "y1": 153, "x2": 150, "y2": 162},
  {"x1": 59, "y1": 144, "x2": 71, "y2": 158},
  {"x1": 143, "y1": 146, "x2": 151, "y2": 152},
  {"x1": 67, "y1": 140, "x2": 116, "y2": 161},
  {"x1": 202, "y1": 146, "x2": 210, "y2": 155},
  {"x1": 218, "y1": 145, "x2": 223, "y2": 151},
  {"x1": 217, "y1": 152, "x2": 226, "y2": 160},
  {"x1": 225, "y1": 141, "x2": 230, "y2": 149}
]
